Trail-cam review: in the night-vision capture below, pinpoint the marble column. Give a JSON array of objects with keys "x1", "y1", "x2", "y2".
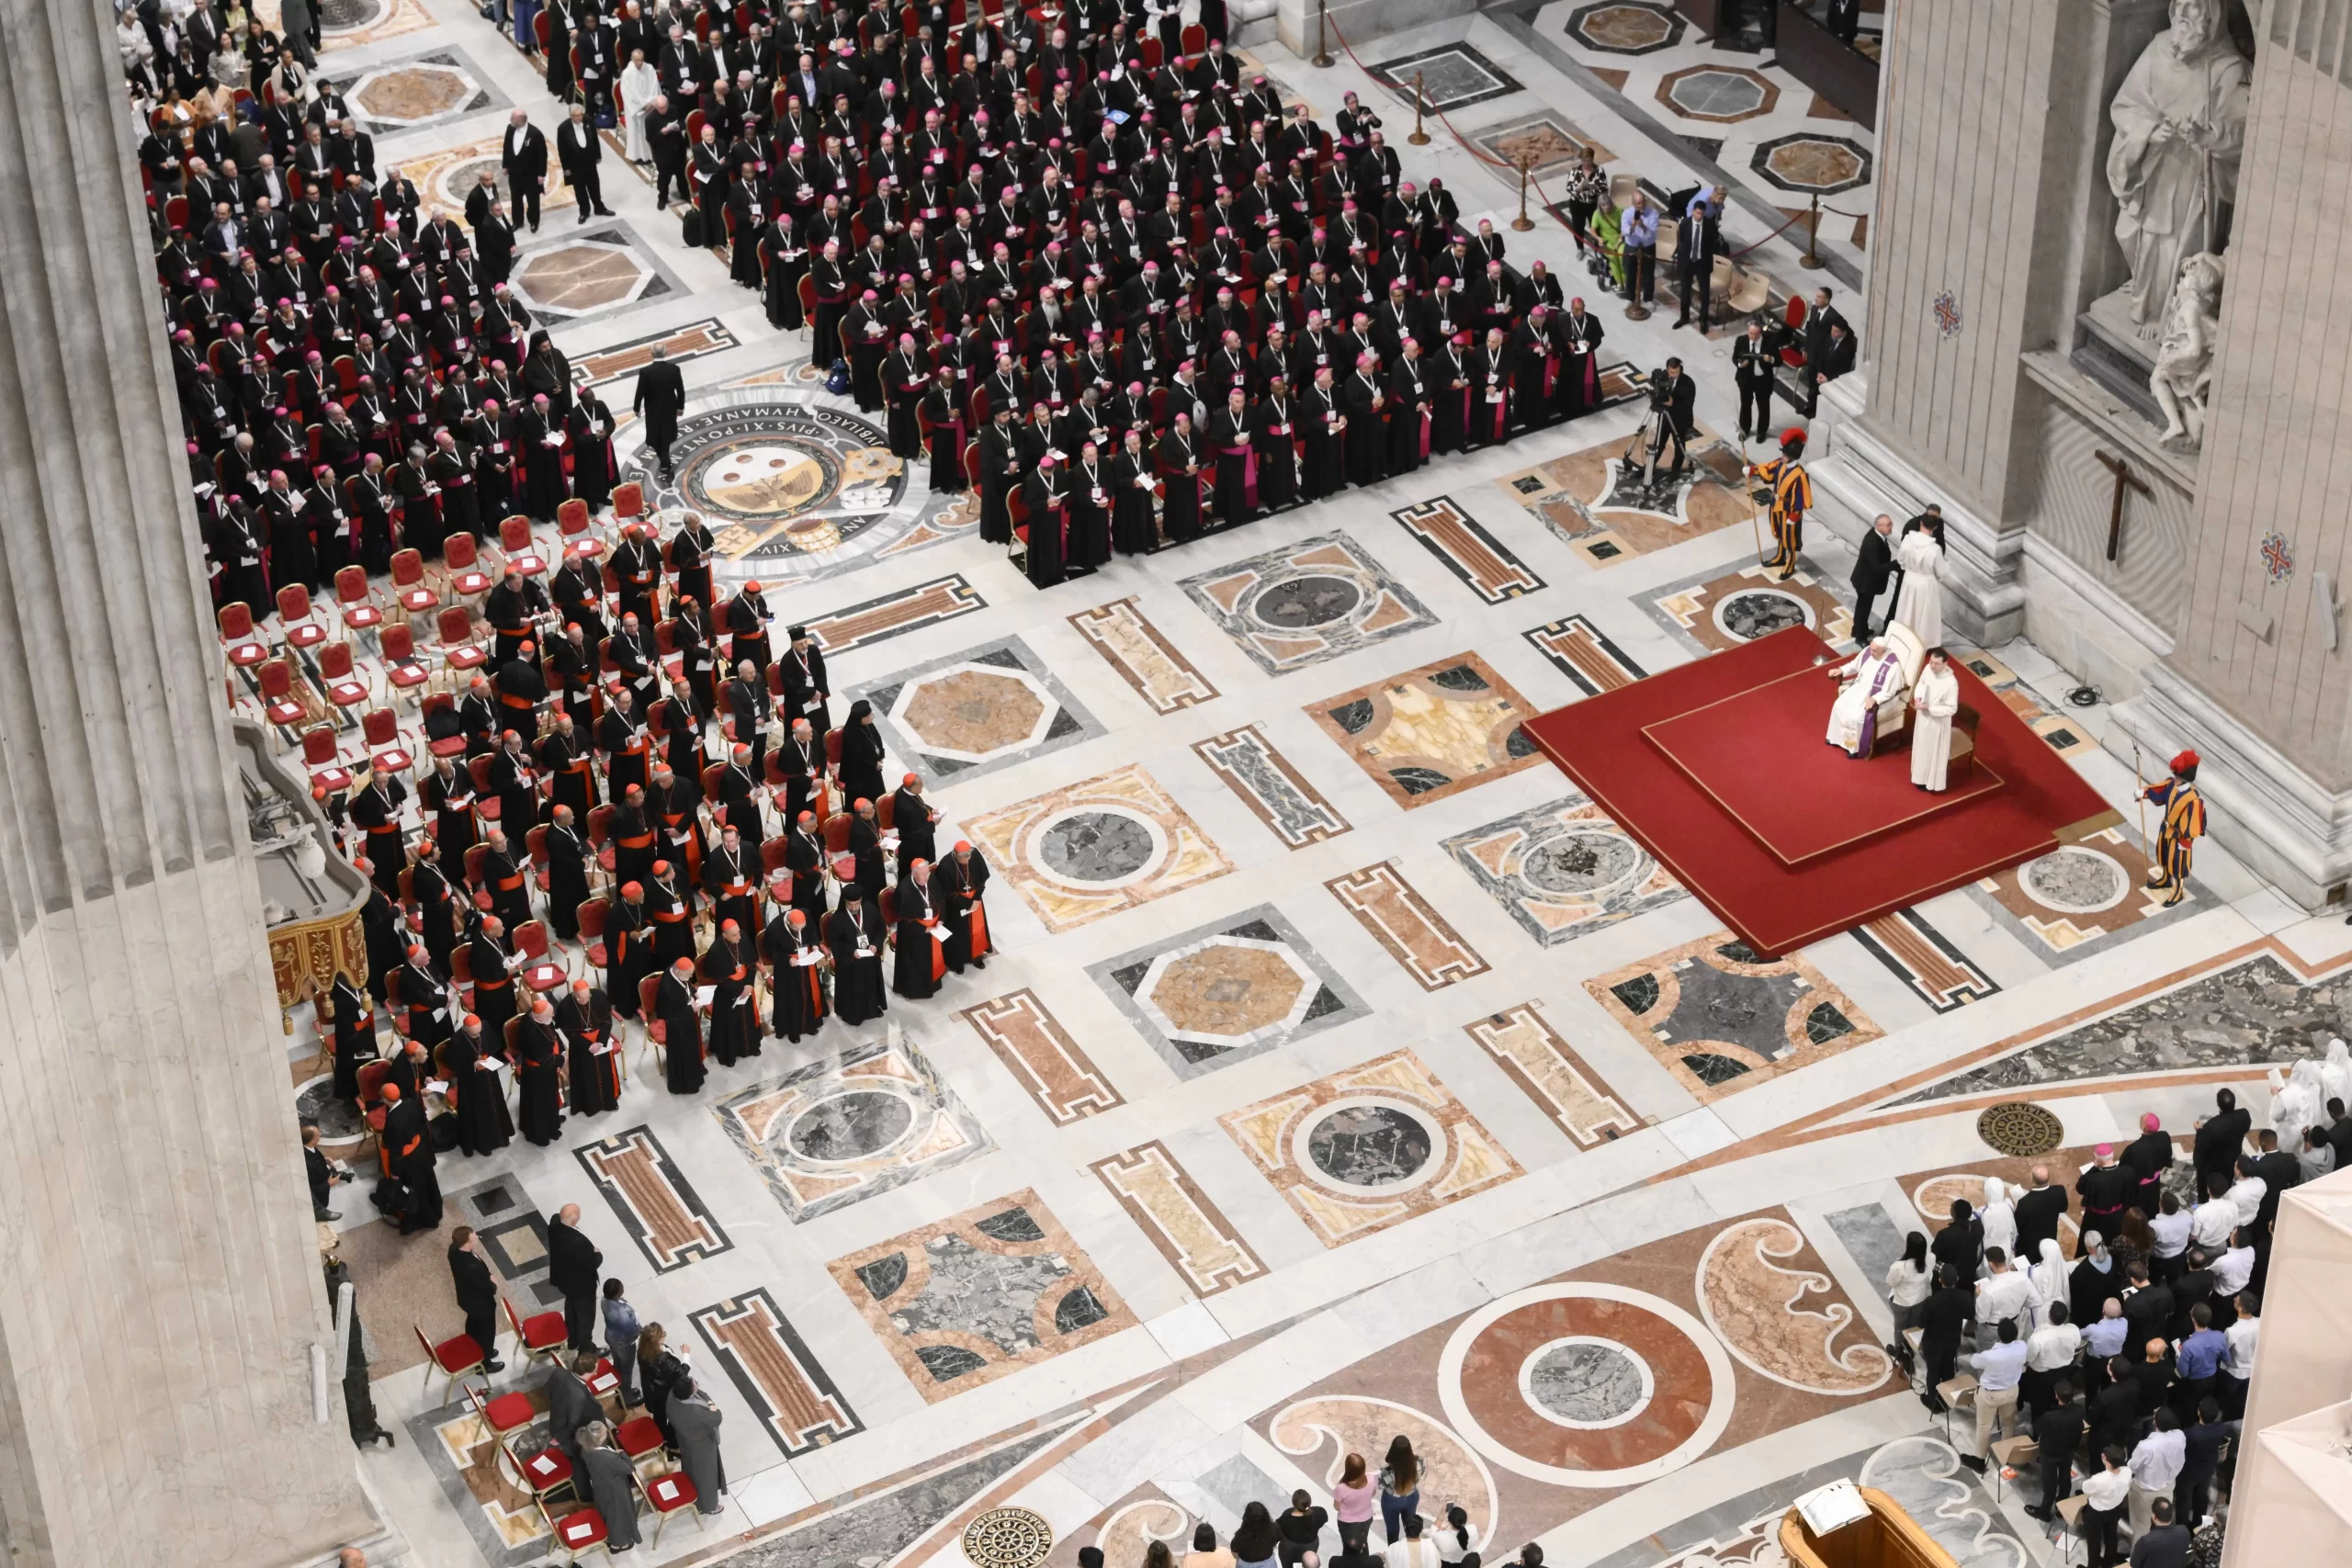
[
  {"x1": 2110, "y1": 0, "x2": 2352, "y2": 909},
  {"x1": 0, "y1": 4, "x2": 387, "y2": 1566}
]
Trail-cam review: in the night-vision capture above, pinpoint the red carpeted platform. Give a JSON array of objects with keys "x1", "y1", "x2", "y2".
[
  {"x1": 1644, "y1": 665, "x2": 2005, "y2": 863},
  {"x1": 1522, "y1": 626, "x2": 2119, "y2": 955}
]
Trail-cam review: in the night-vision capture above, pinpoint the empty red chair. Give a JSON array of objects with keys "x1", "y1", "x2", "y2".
[
  {"x1": 642, "y1": 1470, "x2": 706, "y2": 1547},
  {"x1": 577, "y1": 897, "x2": 610, "y2": 974},
  {"x1": 499, "y1": 513, "x2": 548, "y2": 576},
  {"x1": 301, "y1": 726, "x2": 352, "y2": 794},
  {"x1": 220, "y1": 601, "x2": 269, "y2": 667},
  {"x1": 423, "y1": 692, "x2": 469, "y2": 759},
  {"x1": 277, "y1": 581, "x2": 328, "y2": 649},
  {"x1": 412, "y1": 1325, "x2": 484, "y2": 1408},
  {"x1": 437, "y1": 605, "x2": 487, "y2": 671},
  {"x1": 610, "y1": 480, "x2": 644, "y2": 524},
  {"x1": 559, "y1": 496, "x2": 603, "y2": 559},
  {"x1": 257, "y1": 659, "x2": 306, "y2": 727},
  {"x1": 515, "y1": 919, "x2": 565, "y2": 993},
  {"x1": 445, "y1": 532, "x2": 492, "y2": 596},
  {"x1": 469, "y1": 753, "x2": 501, "y2": 827},
  {"x1": 318, "y1": 641, "x2": 369, "y2": 710},
  {"x1": 390, "y1": 547, "x2": 439, "y2": 614},
  {"x1": 379, "y1": 621, "x2": 430, "y2": 697},
  {"x1": 503, "y1": 1294, "x2": 567, "y2": 1369},
  {"x1": 616, "y1": 1413, "x2": 666, "y2": 1472},
  {"x1": 334, "y1": 563, "x2": 383, "y2": 633},
  {"x1": 362, "y1": 706, "x2": 413, "y2": 773},
  {"x1": 538, "y1": 1502, "x2": 605, "y2": 1564}
]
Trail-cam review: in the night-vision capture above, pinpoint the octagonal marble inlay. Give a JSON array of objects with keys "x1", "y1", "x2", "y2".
[
  {"x1": 1656, "y1": 65, "x2": 1780, "y2": 124},
  {"x1": 514, "y1": 238, "x2": 656, "y2": 316},
  {"x1": 1090, "y1": 905, "x2": 1369, "y2": 1078},
  {"x1": 857, "y1": 636, "x2": 1102, "y2": 785},
  {"x1": 351, "y1": 64, "x2": 472, "y2": 124},
  {"x1": 1752, "y1": 132, "x2": 1875, "y2": 196}
]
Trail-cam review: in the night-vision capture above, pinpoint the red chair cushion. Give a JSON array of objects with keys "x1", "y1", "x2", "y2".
[
  {"x1": 452, "y1": 570, "x2": 492, "y2": 594},
  {"x1": 434, "y1": 1333, "x2": 484, "y2": 1372},
  {"x1": 646, "y1": 1472, "x2": 697, "y2": 1512},
  {"x1": 286, "y1": 623, "x2": 328, "y2": 648},
  {"x1": 345, "y1": 605, "x2": 384, "y2": 628},
  {"x1": 520, "y1": 1310, "x2": 565, "y2": 1348},
  {"x1": 229, "y1": 641, "x2": 269, "y2": 666},
  {"x1": 446, "y1": 646, "x2": 488, "y2": 670},
  {"x1": 386, "y1": 660, "x2": 429, "y2": 688},
  {"x1": 524, "y1": 1446, "x2": 576, "y2": 1491},
  {"x1": 550, "y1": 1506, "x2": 605, "y2": 1549},
  {"x1": 616, "y1": 1416, "x2": 663, "y2": 1457},
  {"x1": 585, "y1": 942, "x2": 608, "y2": 967},
  {"x1": 399, "y1": 588, "x2": 439, "y2": 612},
  {"x1": 483, "y1": 1390, "x2": 536, "y2": 1431}
]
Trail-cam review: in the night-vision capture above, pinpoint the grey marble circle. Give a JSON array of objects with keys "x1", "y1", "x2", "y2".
[
  {"x1": 1035, "y1": 811, "x2": 1157, "y2": 882},
  {"x1": 1306, "y1": 1104, "x2": 1434, "y2": 1187},
  {"x1": 787, "y1": 1089, "x2": 915, "y2": 1162},
  {"x1": 1251, "y1": 574, "x2": 1363, "y2": 629},
  {"x1": 295, "y1": 1074, "x2": 367, "y2": 1143},
  {"x1": 2022, "y1": 846, "x2": 2130, "y2": 913},
  {"x1": 1717, "y1": 591, "x2": 1811, "y2": 641},
  {"x1": 1522, "y1": 829, "x2": 1644, "y2": 894},
  {"x1": 1526, "y1": 1341, "x2": 1648, "y2": 1425},
  {"x1": 322, "y1": 0, "x2": 387, "y2": 28}
]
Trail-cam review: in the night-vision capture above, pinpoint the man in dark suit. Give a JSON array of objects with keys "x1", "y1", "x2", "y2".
[
  {"x1": 1802, "y1": 286, "x2": 1850, "y2": 412},
  {"x1": 1673, "y1": 189, "x2": 1723, "y2": 333},
  {"x1": 1733, "y1": 316, "x2": 1778, "y2": 441},
  {"x1": 632, "y1": 346, "x2": 688, "y2": 483},
  {"x1": 447, "y1": 1225, "x2": 506, "y2": 1373},
  {"x1": 1850, "y1": 513, "x2": 1896, "y2": 638},
  {"x1": 2194, "y1": 1089, "x2": 2252, "y2": 1201},
  {"x1": 500, "y1": 110, "x2": 548, "y2": 232},
  {"x1": 557, "y1": 103, "x2": 614, "y2": 224},
  {"x1": 546, "y1": 1202, "x2": 605, "y2": 1354}
]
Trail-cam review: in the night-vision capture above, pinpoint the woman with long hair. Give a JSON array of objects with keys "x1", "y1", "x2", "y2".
[
  {"x1": 1884, "y1": 1230, "x2": 1931, "y2": 1374},
  {"x1": 1331, "y1": 1452, "x2": 1376, "y2": 1558},
  {"x1": 637, "y1": 1322, "x2": 686, "y2": 1450},
  {"x1": 1432, "y1": 1505, "x2": 1480, "y2": 1566},
  {"x1": 1232, "y1": 1503, "x2": 1279, "y2": 1568},
  {"x1": 1378, "y1": 1436, "x2": 1420, "y2": 1545}
]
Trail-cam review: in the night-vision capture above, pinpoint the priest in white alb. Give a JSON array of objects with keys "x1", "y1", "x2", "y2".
[
  {"x1": 1910, "y1": 648, "x2": 1961, "y2": 790},
  {"x1": 1826, "y1": 637, "x2": 1906, "y2": 758}
]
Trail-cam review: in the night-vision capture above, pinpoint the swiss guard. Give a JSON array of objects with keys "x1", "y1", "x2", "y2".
[
  {"x1": 1748, "y1": 427, "x2": 1813, "y2": 581},
  {"x1": 2142, "y1": 750, "x2": 2205, "y2": 908}
]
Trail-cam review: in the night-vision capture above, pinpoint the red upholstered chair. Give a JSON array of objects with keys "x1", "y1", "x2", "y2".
[
  {"x1": 761, "y1": 839, "x2": 790, "y2": 878},
  {"x1": 559, "y1": 496, "x2": 603, "y2": 559},
  {"x1": 379, "y1": 622, "x2": 430, "y2": 704},
  {"x1": 301, "y1": 726, "x2": 352, "y2": 795},
  {"x1": 823, "y1": 814, "x2": 852, "y2": 854},
  {"x1": 220, "y1": 601, "x2": 269, "y2": 667},
  {"x1": 576, "y1": 898, "x2": 609, "y2": 978},
  {"x1": 391, "y1": 547, "x2": 439, "y2": 615},
  {"x1": 318, "y1": 641, "x2": 370, "y2": 711},
  {"x1": 257, "y1": 659, "x2": 307, "y2": 728},
  {"x1": 516, "y1": 920, "x2": 564, "y2": 993},
  {"x1": 423, "y1": 693, "x2": 469, "y2": 759},
  {"x1": 445, "y1": 532, "x2": 492, "y2": 597},
  {"x1": 503, "y1": 1295, "x2": 568, "y2": 1371},
  {"x1": 468, "y1": 754, "x2": 502, "y2": 829},
  {"x1": 437, "y1": 605, "x2": 488, "y2": 671},
  {"x1": 587, "y1": 804, "x2": 616, "y2": 874},
  {"x1": 335, "y1": 563, "x2": 384, "y2": 634},
  {"x1": 616, "y1": 1413, "x2": 668, "y2": 1473},
  {"x1": 517, "y1": 1452, "x2": 583, "y2": 1517},
  {"x1": 413, "y1": 1324, "x2": 485, "y2": 1407},
  {"x1": 277, "y1": 581, "x2": 329, "y2": 649},
  {"x1": 362, "y1": 706, "x2": 413, "y2": 774},
  {"x1": 637, "y1": 973, "x2": 665, "y2": 1073},
  {"x1": 641, "y1": 1469, "x2": 706, "y2": 1548},
  {"x1": 610, "y1": 481, "x2": 644, "y2": 525},
  {"x1": 498, "y1": 513, "x2": 548, "y2": 576},
  {"x1": 1780, "y1": 294, "x2": 1809, "y2": 368},
  {"x1": 536, "y1": 1504, "x2": 602, "y2": 1561},
  {"x1": 467, "y1": 1380, "x2": 537, "y2": 1443}
]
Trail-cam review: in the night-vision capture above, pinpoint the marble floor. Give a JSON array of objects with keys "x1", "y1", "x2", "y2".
[{"x1": 294, "y1": 7, "x2": 2341, "y2": 1568}]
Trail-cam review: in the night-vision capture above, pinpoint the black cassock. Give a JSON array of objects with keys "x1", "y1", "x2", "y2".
[
  {"x1": 1066, "y1": 459, "x2": 1113, "y2": 570},
  {"x1": 847, "y1": 812, "x2": 887, "y2": 898},
  {"x1": 514, "y1": 1013, "x2": 565, "y2": 1146},
  {"x1": 445, "y1": 1030, "x2": 514, "y2": 1156},
  {"x1": 1205, "y1": 407, "x2": 1257, "y2": 527},
  {"x1": 890, "y1": 877, "x2": 946, "y2": 999},
  {"x1": 1433, "y1": 350, "x2": 1475, "y2": 455},
  {"x1": 826, "y1": 898, "x2": 889, "y2": 1026},
  {"x1": 328, "y1": 976, "x2": 377, "y2": 1103},
  {"x1": 1158, "y1": 432, "x2": 1204, "y2": 541},
  {"x1": 606, "y1": 898, "x2": 650, "y2": 1016},
  {"x1": 544, "y1": 823, "x2": 591, "y2": 941},
  {"x1": 1110, "y1": 449, "x2": 1158, "y2": 554},
  {"x1": 939, "y1": 851, "x2": 992, "y2": 973},
  {"x1": 558, "y1": 990, "x2": 621, "y2": 1115},
  {"x1": 885, "y1": 353, "x2": 928, "y2": 458},
  {"x1": 762, "y1": 915, "x2": 829, "y2": 1041},
  {"x1": 922, "y1": 389, "x2": 967, "y2": 492},
  {"x1": 701, "y1": 936, "x2": 759, "y2": 1065},
  {"x1": 1254, "y1": 400, "x2": 1300, "y2": 510},
  {"x1": 1342, "y1": 373, "x2": 1387, "y2": 486},
  {"x1": 1302, "y1": 386, "x2": 1344, "y2": 498},
  {"x1": 1387, "y1": 361, "x2": 1431, "y2": 475},
  {"x1": 657, "y1": 969, "x2": 706, "y2": 1094},
  {"x1": 978, "y1": 423, "x2": 1021, "y2": 544},
  {"x1": 1022, "y1": 469, "x2": 1067, "y2": 587},
  {"x1": 384, "y1": 1098, "x2": 442, "y2": 1235}
]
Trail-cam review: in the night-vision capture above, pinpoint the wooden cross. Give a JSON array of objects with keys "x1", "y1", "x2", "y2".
[{"x1": 2095, "y1": 450, "x2": 2153, "y2": 563}]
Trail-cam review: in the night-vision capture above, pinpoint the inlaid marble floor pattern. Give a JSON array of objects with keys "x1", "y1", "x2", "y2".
[{"x1": 332, "y1": 8, "x2": 2328, "y2": 1568}]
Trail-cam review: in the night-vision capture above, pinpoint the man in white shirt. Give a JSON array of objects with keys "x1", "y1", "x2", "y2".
[
  {"x1": 2188, "y1": 1195, "x2": 2236, "y2": 1252},
  {"x1": 2127, "y1": 1410, "x2": 2187, "y2": 1540},
  {"x1": 2023, "y1": 1300, "x2": 2082, "y2": 1420},
  {"x1": 2221, "y1": 1292, "x2": 2259, "y2": 1418},
  {"x1": 1381, "y1": 1512, "x2": 1440, "y2": 1568},
  {"x1": 1959, "y1": 1318, "x2": 2027, "y2": 1472},
  {"x1": 2222, "y1": 1166, "x2": 2266, "y2": 1230},
  {"x1": 2210, "y1": 1237, "x2": 2256, "y2": 1298},
  {"x1": 2147, "y1": 1193, "x2": 2194, "y2": 1284},
  {"x1": 2082, "y1": 1444, "x2": 2132, "y2": 1568},
  {"x1": 1973, "y1": 1247, "x2": 2038, "y2": 1342}
]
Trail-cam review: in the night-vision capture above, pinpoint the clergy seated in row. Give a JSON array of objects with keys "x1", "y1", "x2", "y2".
[{"x1": 1825, "y1": 621, "x2": 1930, "y2": 759}]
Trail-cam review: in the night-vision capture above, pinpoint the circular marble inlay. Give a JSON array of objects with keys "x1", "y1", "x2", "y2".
[
  {"x1": 321, "y1": 0, "x2": 388, "y2": 29},
  {"x1": 1715, "y1": 589, "x2": 1813, "y2": 641},
  {"x1": 786, "y1": 1089, "x2": 916, "y2": 1162},
  {"x1": 1305, "y1": 1101, "x2": 1435, "y2": 1189},
  {"x1": 1521, "y1": 828, "x2": 1645, "y2": 895},
  {"x1": 1521, "y1": 1337, "x2": 1655, "y2": 1429},
  {"x1": 295, "y1": 1073, "x2": 368, "y2": 1143},
  {"x1": 1977, "y1": 1100, "x2": 2066, "y2": 1158},
  {"x1": 964, "y1": 1506, "x2": 1055, "y2": 1568},
  {"x1": 1146, "y1": 942, "x2": 1309, "y2": 1041},
  {"x1": 1036, "y1": 810, "x2": 1159, "y2": 883},
  {"x1": 1251, "y1": 573, "x2": 1364, "y2": 629},
  {"x1": 698, "y1": 444, "x2": 831, "y2": 516},
  {"x1": 1659, "y1": 66, "x2": 1772, "y2": 122},
  {"x1": 658, "y1": 400, "x2": 901, "y2": 542},
  {"x1": 2020, "y1": 845, "x2": 2130, "y2": 912},
  {"x1": 352, "y1": 66, "x2": 471, "y2": 123},
  {"x1": 1438, "y1": 1283, "x2": 1736, "y2": 1488}
]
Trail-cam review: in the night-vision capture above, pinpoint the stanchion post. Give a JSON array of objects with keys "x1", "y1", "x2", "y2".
[
  {"x1": 1511, "y1": 156, "x2": 1535, "y2": 231},
  {"x1": 1801, "y1": 194, "x2": 1824, "y2": 271},
  {"x1": 1408, "y1": 72, "x2": 1430, "y2": 144},
  {"x1": 1314, "y1": 0, "x2": 1334, "y2": 67}
]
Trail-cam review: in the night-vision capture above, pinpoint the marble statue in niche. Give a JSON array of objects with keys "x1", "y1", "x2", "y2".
[
  {"x1": 2152, "y1": 251, "x2": 2225, "y2": 451},
  {"x1": 2105, "y1": 0, "x2": 2250, "y2": 334}
]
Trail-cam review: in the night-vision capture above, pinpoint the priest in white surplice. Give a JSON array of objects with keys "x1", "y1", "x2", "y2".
[
  {"x1": 1910, "y1": 648, "x2": 1962, "y2": 790},
  {"x1": 618, "y1": 50, "x2": 661, "y2": 164},
  {"x1": 1826, "y1": 638, "x2": 1906, "y2": 757}
]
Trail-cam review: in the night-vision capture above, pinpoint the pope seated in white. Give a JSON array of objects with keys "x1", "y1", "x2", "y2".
[
  {"x1": 1910, "y1": 648, "x2": 1961, "y2": 790},
  {"x1": 1826, "y1": 638, "x2": 1906, "y2": 757}
]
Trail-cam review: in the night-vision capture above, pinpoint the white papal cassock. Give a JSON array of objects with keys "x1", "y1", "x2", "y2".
[{"x1": 1826, "y1": 643, "x2": 1905, "y2": 755}]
